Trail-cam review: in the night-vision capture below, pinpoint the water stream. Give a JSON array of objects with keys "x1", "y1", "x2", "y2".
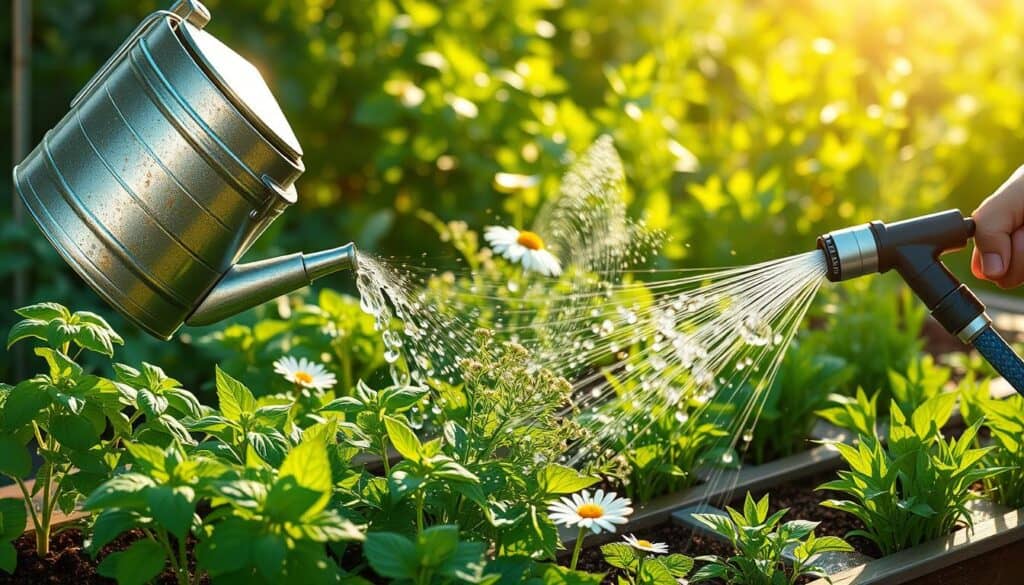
[{"x1": 353, "y1": 136, "x2": 828, "y2": 463}]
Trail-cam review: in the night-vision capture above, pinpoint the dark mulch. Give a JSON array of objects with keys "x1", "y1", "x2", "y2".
[{"x1": 0, "y1": 527, "x2": 208, "y2": 585}]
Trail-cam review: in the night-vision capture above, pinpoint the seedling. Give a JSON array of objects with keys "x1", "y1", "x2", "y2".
[{"x1": 692, "y1": 492, "x2": 852, "y2": 584}]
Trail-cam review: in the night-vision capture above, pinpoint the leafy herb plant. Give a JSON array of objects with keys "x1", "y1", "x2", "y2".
[
  {"x1": 601, "y1": 540, "x2": 693, "y2": 585},
  {"x1": 691, "y1": 493, "x2": 853, "y2": 584},
  {"x1": 960, "y1": 377, "x2": 1024, "y2": 509},
  {"x1": 2, "y1": 303, "x2": 127, "y2": 557},
  {"x1": 818, "y1": 393, "x2": 1005, "y2": 555}
]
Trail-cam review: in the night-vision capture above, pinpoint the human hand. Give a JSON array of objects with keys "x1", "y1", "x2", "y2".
[{"x1": 971, "y1": 165, "x2": 1024, "y2": 288}]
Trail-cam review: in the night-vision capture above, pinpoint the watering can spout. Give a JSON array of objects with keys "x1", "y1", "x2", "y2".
[{"x1": 185, "y1": 243, "x2": 358, "y2": 327}]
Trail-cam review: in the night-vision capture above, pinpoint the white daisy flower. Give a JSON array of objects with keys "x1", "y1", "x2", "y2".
[
  {"x1": 547, "y1": 489, "x2": 633, "y2": 534},
  {"x1": 484, "y1": 225, "x2": 562, "y2": 277},
  {"x1": 623, "y1": 533, "x2": 669, "y2": 554},
  {"x1": 272, "y1": 356, "x2": 337, "y2": 391}
]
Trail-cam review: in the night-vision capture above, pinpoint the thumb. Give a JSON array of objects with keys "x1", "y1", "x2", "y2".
[
  {"x1": 972, "y1": 165, "x2": 1024, "y2": 280},
  {"x1": 972, "y1": 224, "x2": 1010, "y2": 279}
]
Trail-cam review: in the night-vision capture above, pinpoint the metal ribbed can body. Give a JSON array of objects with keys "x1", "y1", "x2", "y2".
[{"x1": 13, "y1": 17, "x2": 301, "y2": 339}]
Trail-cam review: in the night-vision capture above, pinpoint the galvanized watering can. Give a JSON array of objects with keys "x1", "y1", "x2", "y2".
[{"x1": 13, "y1": 0, "x2": 356, "y2": 340}]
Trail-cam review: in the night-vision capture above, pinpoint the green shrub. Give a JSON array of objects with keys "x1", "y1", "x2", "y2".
[
  {"x1": 1, "y1": 303, "x2": 129, "y2": 559},
  {"x1": 691, "y1": 492, "x2": 852, "y2": 585},
  {"x1": 961, "y1": 377, "x2": 1024, "y2": 509},
  {"x1": 818, "y1": 393, "x2": 1005, "y2": 555}
]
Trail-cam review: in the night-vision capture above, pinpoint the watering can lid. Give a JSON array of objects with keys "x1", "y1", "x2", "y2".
[{"x1": 178, "y1": 21, "x2": 303, "y2": 162}]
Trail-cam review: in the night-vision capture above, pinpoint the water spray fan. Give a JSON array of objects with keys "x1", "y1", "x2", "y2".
[{"x1": 817, "y1": 209, "x2": 1024, "y2": 394}]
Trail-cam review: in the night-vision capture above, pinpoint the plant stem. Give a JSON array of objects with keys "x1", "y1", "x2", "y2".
[
  {"x1": 637, "y1": 554, "x2": 645, "y2": 581},
  {"x1": 380, "y1": 436, "x2": 392, "y2": 475},
  {"x1": 569, "y1": 526, "x2": 586, "y2": 570},
  {"x1": 415, "y1": 488, "x2": 425, "y2": 533},
  {"x1": 178, "y1": 533, "x2": 190, "y2": 585},
  {"x1": 13, "y1": 477, "x2": 41, "y2": 531},
  {"x1": 150, "y1": 529, "x2": 185, "y2": 585}
]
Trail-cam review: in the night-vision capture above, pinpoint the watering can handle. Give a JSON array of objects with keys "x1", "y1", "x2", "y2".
[{"x1": 70, "y1": 1, "x2": 211, "y2": 109}]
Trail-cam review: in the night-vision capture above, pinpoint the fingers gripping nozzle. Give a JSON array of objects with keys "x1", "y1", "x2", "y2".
[{"x1": 816, "y1": 209, "x2": 989, "y2": 342}]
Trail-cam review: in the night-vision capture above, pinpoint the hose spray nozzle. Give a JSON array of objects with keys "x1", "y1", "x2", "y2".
[{"x1": 816, "y1": 209, "x2": 990, "y2": 343}]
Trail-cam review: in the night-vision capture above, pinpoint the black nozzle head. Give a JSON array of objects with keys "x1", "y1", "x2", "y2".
[
  {"x1": 815, "y1": 223, "x2": 879, "y2": 282},
  {"x1": 816, "y1": 234, "x2": 843, "y2": 282}
]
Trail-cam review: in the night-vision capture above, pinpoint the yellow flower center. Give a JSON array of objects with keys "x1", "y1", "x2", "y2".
[
  {"x1": 636, "y1": 539, "x2": 653, "y2": 548},
  {"x1": 516, "y1": 230, "x2": 545, "y2": 251},
  {"x1": 576, "y1": 503, "x2": 604, "y2": 519},
  {"x1": 294, "y1": 371, "x2": 314, "y2": 385}
]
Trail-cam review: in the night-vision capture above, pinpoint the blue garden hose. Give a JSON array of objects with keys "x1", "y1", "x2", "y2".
[{"x1": 971, "y1": 326, "x2": 1024, "y2": 395}]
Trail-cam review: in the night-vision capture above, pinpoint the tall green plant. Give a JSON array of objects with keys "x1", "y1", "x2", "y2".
[
  {"x1": 2, "y1": 303, "x2": 127, "y2": 557},
  {"x1": 818, "y1": 393, "x2": 1005, "y2": 555},
  {"x1": 960, "y1": 377, "x2": 1024, "y2": 509}
]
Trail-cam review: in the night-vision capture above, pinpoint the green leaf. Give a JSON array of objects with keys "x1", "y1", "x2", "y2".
[
  {"x1": 660, "y1": 554, "x2": 694, "y2": 578},
  {"x1": 146, "y1": 486, "x2": 195, "y2": 539},
  {"x1": 364, "y1": 532, "x2": 418, "y2": 579},
  {"x1": 0, "y1": 499, "x2": 28, "y2": 542},
  {"x1": 3, "y1": 378, "x2": 51, "y2": 429},
  {"x1": 73, "y1": 312, "x2": 122, "y2": 356},
  {"x1": 0, "y1": 541, "x2": 14, "y2": 573},
  {"x1": 74, "y1": 324, "x2": 116, "y2": 356},
  {"x1": 541, "y1": 564, "x2": 605, "y2": 585},
  {"x1": 45, "y1": 320, "x2": 77, "y2": 352},
  {"x1": 0, "y1": 437, "x2": 30, "y2": 478},
  {"x1": 384, "y1": 416, "x2": 422, "y2": 462},
  {"x1": 15, "y1": 302, "x2": 69, "y2": 322},
  {"x1": 639, "y1": 559, "x2": 677, "y2": 585},
  {"x1": 781, "y1": 519, "x2": 819, "y2": 539},
  {"x1": 380, "y1": 385, "x2": 429, "y2": 412},
  {"x1": 51, "y1": 412, "x2": 102, "y2": 450},
  {"x1": 87, "y1": 509, "x2": 141, "y2": 554},
  {"x1": 417, "y1": 525, "x2": 459, "y2": 567},
  {"x1": 253, "y1": 534, "x2": 287, "y2": 580},
  {"x1": 807, "y1": 535, "x2": 854, "y2": 555},
  {"x1": 539, "y1": 464, "x2": 599, "y2": 495},
  {"x1": 215, "y1": 366, "x2": 256, "y2": 422},
  {"x1": 34, "y1": 347, "x2": 82, "y2": 381},
  {"x1": 265, "y1": 476, "x2": 325, "y2": 523},
  {"x1": 97, "y1": 539, "x2": 166, "y2": 585},
  {"x1": 388, "y1": 469, "x2": 426, "y2": 503},
  {"x1": 84, "y1": 473, "x2": 156, "y2": 510},
  {"x1": 247, "y1": 430, "x2": 288, "y2": 468},
  {"x1": 196, "y1": 517, "x2": 252, "y2": 576},
  {"x1": 6, "y1": 319, "x2": 47, "y2": 349},
  {"x1": 136, "y1": 389, "x2": 168, "y2": 417},
  {"x1": 600, "y1": 542, "x2": 636, "y2": 569},
  {"x1": 439, "y1": 541, "x2": 487, "y2": 583},
  {"x1": 287, "y1": 510, "x2": 365, "y2": 543},
  {"x1": 125, "y1": 442, "x2": 167, "y2": 471},
  {"x1": 278, "y1": 439, "x2": 332, "y2": 517},
  {"x1": 432, "y1": 459, "x2": 479, "y2": 483}
]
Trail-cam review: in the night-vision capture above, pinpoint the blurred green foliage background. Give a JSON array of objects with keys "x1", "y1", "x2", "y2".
[{"x1": 3, "y1": 0, "x2": 1024, "y2": 384}]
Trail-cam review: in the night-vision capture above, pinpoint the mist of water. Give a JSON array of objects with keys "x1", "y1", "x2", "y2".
[{"x1": 353, "y1": 136, "x2": 827, "y2": 461}]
